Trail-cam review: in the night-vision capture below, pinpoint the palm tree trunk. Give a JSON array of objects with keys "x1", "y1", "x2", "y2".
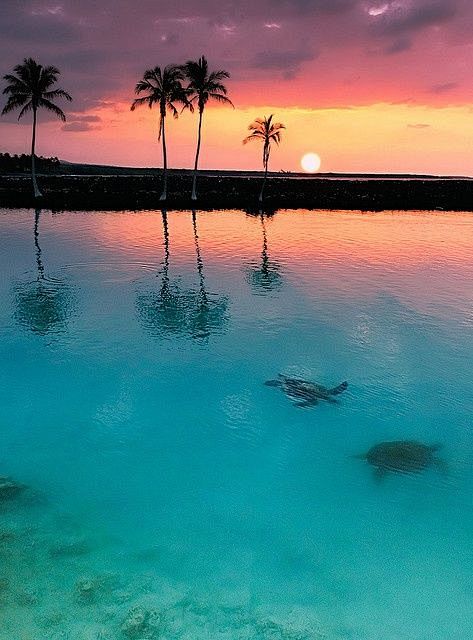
[
  {"x1": 191, "y1": 110, "x2": 203, "y2": 201},
  {"x1": 259, "y1": 159, "x2": 268, "y2": 202},
  {"x1": 31, "y1": 108, "x2": 42, "y2": 199},
  {"x1": 160, "y1": 116, "x2": 167, "y2": 201}
]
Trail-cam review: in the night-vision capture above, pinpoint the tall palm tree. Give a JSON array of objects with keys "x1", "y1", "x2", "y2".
[
  {"x1": 182, "y1": 56, "x2": 233, "y2": 200},
  {"x1": 131, "y1": 65, "x2": 187, "y2": 201},
  {"x1": 243, "y1": 115, "x2": 285, "y2": 202},
  {"x1": 1, "y1": 58, "x2": 72, "y2": 198}
]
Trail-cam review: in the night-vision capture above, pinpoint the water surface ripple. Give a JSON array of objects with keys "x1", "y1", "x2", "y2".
[{"x1": 0, "y1": 208, "x2": 472, "y2": 639}]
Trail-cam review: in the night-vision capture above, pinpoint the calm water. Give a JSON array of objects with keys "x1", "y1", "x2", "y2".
[{"x1": 0, "y1": 208, "x2": 472, "y2": 640}]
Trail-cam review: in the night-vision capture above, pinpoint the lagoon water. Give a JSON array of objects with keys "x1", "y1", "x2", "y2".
[{"x1": 0, "y1": 208, "x2": 472, "y2": 639}]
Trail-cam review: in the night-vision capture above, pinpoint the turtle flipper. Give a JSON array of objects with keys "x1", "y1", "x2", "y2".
[
  {"x1": 373, "y1": 467, "x2": 388, "y2": 483},
  {"x1": 294, "y1": 398, "x2": 318, "y2": 408},
  {"x1": 351, "y1": 453, "x2": 367, "y2": 460},
  {"x1": 433, "y1": 457, "x2": 449, "y2": 476},
  {"x1": 264, "y1": 379, "x2": 282, "y2": 387},
  {"x1": 328, "y1": 381, "x2": 348, "y2": 396}
]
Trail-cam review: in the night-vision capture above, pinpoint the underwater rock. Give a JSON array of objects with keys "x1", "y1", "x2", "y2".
[
  {"x1": 77, "y1": 625, "x2": 114, "y2": 640},
  {"x1": 75, "y1": 577, "x2": 96, "y2": 604},
  {"x1": 157, "y1": 596, "x2": 326, "y2": 640},
  {"x1": 121, "y1": 605, "x2": 161, "y2": 638},
  {"x1": 0, "y1": 578, "x2": 10, "y2": 594},
  {"x1": 16, "y1": 587, "x2": 38, "y2": 606},
  {"x1": 74, "y1": 572, "x2": 121, "y2": 605},
  {"x1": 49, "y1": 538, "x2": 92, "y2": 558},
  {"x1": 0, "y1": 476, "x2": 26, "y2": 501},
  {"x1": 356, "y1": 440, "x2": 446, "y2": 480},
  {"x1": 38, "y1": 610, "x2": 65, "y2": 629},
  {"x1": 0, "y1": 529, "x2": 16, "y2": 543}
]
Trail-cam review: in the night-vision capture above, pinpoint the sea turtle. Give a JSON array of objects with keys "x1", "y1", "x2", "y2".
[
  {"x1": 264, "y1": 374, "x2": 348, "y2": 407},
  {"x1": 356, "y1": 440, "x2": 446, "y2": 481}
]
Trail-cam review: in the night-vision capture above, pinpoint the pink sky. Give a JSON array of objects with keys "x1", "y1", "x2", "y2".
[{"x1": 1, "y1": 1, "x2": 473, "y2": 175}]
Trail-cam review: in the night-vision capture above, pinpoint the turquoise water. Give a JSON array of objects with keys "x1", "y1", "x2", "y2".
[{"x1": 0, "y1": 207, "x2": 472, "y2": 639}]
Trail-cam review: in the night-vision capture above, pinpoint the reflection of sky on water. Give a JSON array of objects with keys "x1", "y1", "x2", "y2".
[
  {"x1": 0, "y1": 208, "x2": 472, "y2": 640},
  {"x1": 136, "y1": 210, "x2": 228, "y2": 341}
]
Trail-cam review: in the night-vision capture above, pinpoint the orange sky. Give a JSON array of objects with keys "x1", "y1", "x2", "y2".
[
  {"x1": 2, "y1": 1, "x2": 473, "y2": 175},
  {"x1": 3, "y1": 100, "x2": 473, "y2": 175}
]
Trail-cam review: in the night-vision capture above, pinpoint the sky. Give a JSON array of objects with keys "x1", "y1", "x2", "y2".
[{"x1": 1, "y1": 0, "x2": 473, "y2": 175}]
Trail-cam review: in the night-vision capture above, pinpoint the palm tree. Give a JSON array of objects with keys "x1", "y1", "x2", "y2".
[
  {"x1": 243, "y1": 115, "x2": 285, "y2": 202},
  {"x1": 182, "y1": 56, "x2": 233, "y2": 200},
  {"x1": 131, "y1": 65, "x2": 187, "y2": 201},
  {"x1": 1, "y1": 58, "x2": 72, "y2": 199}
]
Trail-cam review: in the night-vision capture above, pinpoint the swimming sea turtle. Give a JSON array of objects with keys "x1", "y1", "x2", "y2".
[
  {"x1": 264, "y1": 374, "x2": 348, "y2": 407},
  {"x1": 356, "y1": 440, "x2": 446, "y2": 481}
]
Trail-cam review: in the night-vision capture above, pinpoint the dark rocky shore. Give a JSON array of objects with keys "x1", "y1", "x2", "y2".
[{"x1": 1, "y1": 171, "x2": 473, "y2": 211}]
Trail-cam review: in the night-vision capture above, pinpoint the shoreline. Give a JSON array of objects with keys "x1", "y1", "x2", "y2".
[{"x1": 1, "y1": 173, "x2": 473, "y2": 211}]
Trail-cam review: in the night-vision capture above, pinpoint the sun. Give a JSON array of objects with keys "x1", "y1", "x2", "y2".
[{"x1": 301, "y1": 152, "x2": 321, "y2": 173}]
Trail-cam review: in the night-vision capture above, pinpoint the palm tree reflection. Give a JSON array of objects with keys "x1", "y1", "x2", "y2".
[
  {"x1": 136, "y1": 210, "x2": 228, "y2": 341},
  {"x1": 14, "y1": 209, "x2": 72, "y2": 335},
  {"x1": 136, "y1": 209, "x2": 188, "y2": 337},
  {"x1": 246, "y1": 210, "x2": 283, "y2": 293},
  {"x1": 187, "y1": 210, "x2": 228, "y2": 339}
]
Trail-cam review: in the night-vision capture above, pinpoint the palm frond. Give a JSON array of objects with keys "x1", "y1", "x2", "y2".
[
  {"x1": 131, "y1": 95, "x2": 152, "y2": 111},
  {"x1": 243, "y1": 133, "x2": 264, "y2": 144},
  {"x1": 208, "y1": 93, "x2": 234, "y2": 107},
  {"x1": 17, "y1": 101, "x2": 34, "y2": 120},
  {"x1": 243, "y1": 115, "x2": 286, "y2": 158},
  {"x1": 1, "y1": 95, "x2": 30, "y2": 116},
  {"x1": 43, "y1": 88, "x2": 72, "y2": 102},
  {"x1": 38, "y1": 98, "x2": 67, "y2": 121},
  {"x1": 168, "y1": 103, "x2": 179, "y2": 119},
  {"x1": 208, "y1": 70, "x2": 230, "y2": 82},
  {"x1": 1, "y1": 58, "x2": 71, "y2": 122},
  {"x1": 183, "y1": 57, "x2": 232, "y2": 113}
]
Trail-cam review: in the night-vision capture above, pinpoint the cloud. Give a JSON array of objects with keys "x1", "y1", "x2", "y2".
[
  {"x1": 69, "y1": 114, "x2": 102, "y2": 123},
  {"x1": 250, "y1": 49, "x2": 317, "y2": 78},
  {"x1": 0, "y1": 0, "x2": 471, "y2": 123},
  {"x1": 429, "y1": 81, "x2": 459, "y2": 94},
  {"x1": 370, "y1": 0, "x2": 457, "y2": 36},
  {"x1": 382, "y1": 35, "x2": 411, "y2": 54},
  {"x1": 62, "y1": 114, "x2": 102, "y2": 132},
  {"x1": 271, "y1": 0, "x2": 357, "y2": 14},
  {"x1": 0, "y1": 3, "x2": 81, "y2": 44}
]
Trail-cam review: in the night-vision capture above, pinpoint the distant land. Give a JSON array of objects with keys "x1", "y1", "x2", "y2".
[
  {"x1": 1, "y1": 159, "x2": 473, "y2": 211},
  {"x1": 1, "y1": 155, "x2": 472, "y2": 180},
  {"x1": 26, "y1": 160, "x2": 473, "y2": 181}
]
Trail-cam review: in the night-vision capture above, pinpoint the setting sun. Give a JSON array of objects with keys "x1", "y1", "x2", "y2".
[{"x1": 301, "y1": 152, "x2": 321, "y2": 173}]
